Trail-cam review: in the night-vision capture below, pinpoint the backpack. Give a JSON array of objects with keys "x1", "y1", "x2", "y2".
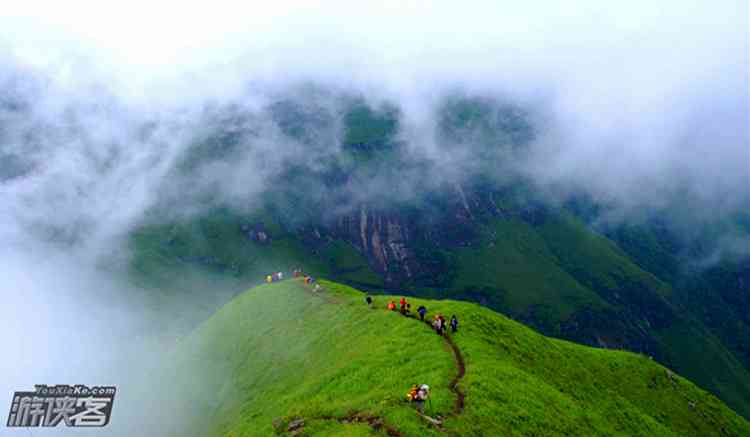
[{"x1": 406, "y1": 385, "x2": 419, "y2": 401}]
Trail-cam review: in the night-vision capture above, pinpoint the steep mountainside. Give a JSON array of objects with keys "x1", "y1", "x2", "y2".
[
  {"x1": 130, "y1": 199, "x2": 750, "y2": 420},
  {"x1": 140, "y1": 279, "x2": 749, "y2": 436}
]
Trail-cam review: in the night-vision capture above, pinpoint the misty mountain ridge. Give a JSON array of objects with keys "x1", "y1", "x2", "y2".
[
  {"x1": 2, "y1": 5, "x2": 749, "y2": 437},
  {"x1": 105, "y1": 87, "x2": 750, "y2": 420},
  {"x1": 2, "y1": 76, "x2": 749, "y2": 420}
]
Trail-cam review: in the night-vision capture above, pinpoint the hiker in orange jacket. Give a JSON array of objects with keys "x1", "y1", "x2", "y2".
[
  {"x1": 408, "y1": 384, "x2": 429, "y2": 413},
  {"x1": 387, "y1": 300, "x2": 396, "y2": 311}
]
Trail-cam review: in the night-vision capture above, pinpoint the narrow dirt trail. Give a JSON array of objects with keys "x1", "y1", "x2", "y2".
[
  {"x1": 421, "y1": 319, "x2": 466, "y2": 416},
  {"x1": 279, "y1": 411, "x2": 403, "y2": 436},
  {"x1": 281, "y1": 283, "x2": 467, "y2": 435},
  {"x1": 442, "y1": 329, "x2": 466, "y2": 415},
  {"x1": 297, "y1": 278, "x2": 339, "y2": 304}
]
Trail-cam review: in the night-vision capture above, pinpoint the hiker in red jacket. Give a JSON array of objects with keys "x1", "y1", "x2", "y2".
[{"x1": 433, "y1": 314, "x2": 442, "y2": 334}]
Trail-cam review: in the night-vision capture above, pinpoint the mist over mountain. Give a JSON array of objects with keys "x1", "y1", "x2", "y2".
[{"x1": 1, "y1": 1, "x2": 748, "y2": 434}]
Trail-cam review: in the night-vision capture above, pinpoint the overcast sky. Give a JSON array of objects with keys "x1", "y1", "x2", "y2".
[
  {"x1": 2, "y1": 1, "x2": 746, "y2": 97},
  {"x1": 3, "y1": 1, "x2": 745, "y2": 210}
]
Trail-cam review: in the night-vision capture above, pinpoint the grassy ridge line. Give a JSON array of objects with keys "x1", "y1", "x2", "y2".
[
  {"x1": 158, "y1": 279, "x2": 749, "y2": 436},
  {"x1": 289, "y1": 279, "x2": 469, "y2": 435},
  {"x1": 130, "y1": 207, "x2": 750, "y2": 420},
  {"x1": 321, "y1": 281, "x2": 750, "y2": 436},
  {"x1": 168, "y1": 279, "x2": 452, "y2": 437}
]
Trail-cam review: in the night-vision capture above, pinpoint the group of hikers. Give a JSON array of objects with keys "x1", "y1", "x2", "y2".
[
  {"x1": 375, "y1": 295, "x2": 459, "y2": 336},
  {"x1": 267, "y1": 269, "x2": 316, "y2": 284},
  {"x1": 265, "y1": 271, "x2": 284, "y2": 283},
  {"x1": 367, "y1": 294, "x2": 460, "y2": 416},
  {"x1": 384, "y1": 296, "x2": 414, "y2": 316},
  {"x1": 267, "y1": 272, "x2": 453, "y2": 417},
  {"x1": 292, "y1": 268, "x2": 317, "y2": 285},
  {"x1": 433, "y1": 313, "x2": 458, "y2": 335}
]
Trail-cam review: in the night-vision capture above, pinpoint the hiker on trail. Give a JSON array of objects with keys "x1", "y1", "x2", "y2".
[
  {"x1": 293, "y1": 269, "x2": 301, "y2": 278},
  {"x1": 266, "y1": 274, "x2": 272, "y2": 283},
  {"x1": 399, "y1": 297, "x2": 407, "y2": 314},
  {"x1": 450, "y1": 315, "x2": 458, "y2": 333},
  {"x1": 366, "y1": 295, "x2": 373, "y2": 306},
  {"x1": 410, "y1": 384, "x2": 430, "y2": 414},
  {"x1": 303, "y1": 275, "x2": 311, "y2": 284},
  {"x1": 417, "y1": 305, "x2": 427, "y2": 321},
  {"x1": 277, "y1": 271, "x2": 283, "y2": 280},
  {"x1": 387, "y1": 300, "x2": 396, "y2": 311},
  {"x1": 405, "y1": 303, "x2": 412, "y2": 316},
  {"x1": 434, "y1": 314, "x2": 447, "y2": 335}
]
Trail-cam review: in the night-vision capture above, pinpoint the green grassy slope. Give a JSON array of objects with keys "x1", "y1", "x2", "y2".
[
  {"x1": 129, "y1": 208, "x2": 382, "y2": 289},
  {"x1": 449, "y1": 213, "x2": 672, "y2": 331},
  {"x1": 659, "y1": 321, "x2": 750, "y2": 421},
  {"x1": 447, "y1": 213, "x2": 750, "y2": 419},
  {"x1": 451, "y1": 217, "x2": 609, "y2": 322},
  {"x1": 129, "y1": 206, "x2": 750, "y2": 419},
  {"x1": 153, "y1": 279, "x2": 749, "y2": 436}
]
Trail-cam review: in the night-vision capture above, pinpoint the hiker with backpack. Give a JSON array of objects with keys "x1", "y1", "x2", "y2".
[
  {"x1": 407, "y1": 384, "x2": 430, "y2": 414},
  {"x1": 433, "y1": 315, "x2": 442, "y2": 335},
  {"x1": 399, "y1": 297, "x2": 407, "y2": 314},
  {"x1": 417, "y1": 305, "x2": 427, "y2": 321},
  {"x1": 366, "y1": 295, "x2": 373, "y2": 306},
  {"x1": 387, "y1": 300, "x2": 396, "y2": 311},
  {"x1": 433, "y1": 314, "x2": 447, "y2": 335},
  {"x1": 450, "y1": 315, "x2": 458, "y2": 333}
]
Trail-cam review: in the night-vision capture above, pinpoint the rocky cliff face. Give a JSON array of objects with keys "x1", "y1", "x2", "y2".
[
  {"x1": 322, "y1": 182, "x2": 551, "y2": 286},
  {"x1": 332, "y1": 206, "x2": 418, "y2": 285},
  {"x1": 323, "y1": 183, "x2": 491, "y2": 285},
  {"x1": 305, "y1": 183, "x2": 676, "y2": 364}
]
